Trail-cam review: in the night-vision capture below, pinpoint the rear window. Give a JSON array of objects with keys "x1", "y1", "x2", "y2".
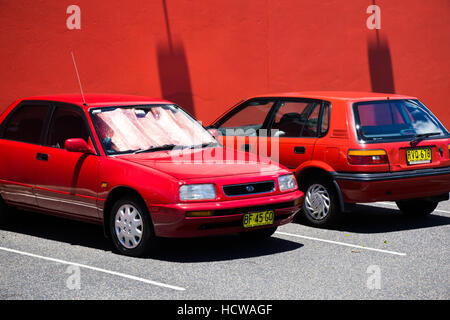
[{"x1": 353, "y1": 99, "x2": 448, "y2": 142}]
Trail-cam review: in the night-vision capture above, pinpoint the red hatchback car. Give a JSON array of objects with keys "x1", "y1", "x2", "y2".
[
  {"x1": 209, "y1": 92, "x2": 450, "y2": 227},
  {"x1": 0, "y1": 95, "x2": 303, "y2": 256}
]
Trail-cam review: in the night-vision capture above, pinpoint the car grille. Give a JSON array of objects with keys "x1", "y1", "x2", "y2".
[{"x1": 222, "y1": 181, "x2": 276, "y2": 197}]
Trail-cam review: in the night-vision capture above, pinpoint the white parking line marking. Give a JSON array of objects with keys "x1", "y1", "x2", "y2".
[
  {"x1": 275, "y1": 231, "x2": 407, "y2": 256},
  {"x1": 0, "y1": 246, "x2": 186, "y2": 291},
  {"x1": 377, "y1": 201, "x2": 450, "y2": 214}
]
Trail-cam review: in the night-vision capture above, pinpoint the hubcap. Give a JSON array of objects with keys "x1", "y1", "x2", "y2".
[
  {"x1": 114, "y1": 204, "x2": 143, "y2": 249},
  {"x1": 305, "y1": 184, "x2": 331, "y2": 220}
]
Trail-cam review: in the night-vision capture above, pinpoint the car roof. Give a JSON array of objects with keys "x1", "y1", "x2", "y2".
[
  {"x1": 250, "y1": 91, "x2": 417, "y2": 102},
  {"x1": 17, "y1": 94, "x2": 172, "y2": 109}
]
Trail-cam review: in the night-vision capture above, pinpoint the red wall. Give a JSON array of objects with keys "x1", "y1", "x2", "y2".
[{"x1": 0, "y1": 0, "x2": 449, "y2": 127}]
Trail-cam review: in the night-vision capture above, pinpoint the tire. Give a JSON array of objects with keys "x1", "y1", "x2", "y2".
[
  {"x1": 396, "y1": 199, "x2": 438, "y2": 216},
  {"x1": 300, "y1": 177, "x2": 341, "y2": 228},
  {"x1": 109, "y1": 196, "x2": 157, "y2": 257},
  {"x1": 0, "y1": 197, "x2": 10, "y2": 226},
  {"x1": 239, "y1": 226, "x2": 277, "y2": 240}
]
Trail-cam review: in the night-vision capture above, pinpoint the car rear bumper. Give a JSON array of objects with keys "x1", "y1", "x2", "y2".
[
  {"x1": 148, "y1": 190, "x2": 303, "y2": 238},
  {"x1": 333, "y1": 167, "x2": 450, "y2": 203}
]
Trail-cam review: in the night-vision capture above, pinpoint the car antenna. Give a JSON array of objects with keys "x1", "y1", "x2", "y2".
[{"x1": 70, "y1": 50, "x2": 88, "y2": 106}]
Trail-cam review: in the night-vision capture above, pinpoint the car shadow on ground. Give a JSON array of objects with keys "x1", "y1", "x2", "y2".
[
  {"x1": 294, "y1": 204, "x2": 450, "y2": 234},
  {"x1": 150, "y1": 234, "x2": 303, "y2": 263},
  {"x1": 0, "y1": 209, "x2": 111, "y2": 251},
  {"x1": 1, "y1": 209, "x2": 303, "y2": 262}
]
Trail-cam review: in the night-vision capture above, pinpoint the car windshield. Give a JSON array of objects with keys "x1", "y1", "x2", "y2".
[
  {"x1": 353, "y1": 99, "x2": 448, "y2": 142},
  {"x1": 90, "y1": 104, "x2": 217, "y2": 155}
]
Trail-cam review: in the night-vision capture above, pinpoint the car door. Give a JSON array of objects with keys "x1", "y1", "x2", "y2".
[
  {"x1": 267, "y1": 99, "x2": 328, "y2": 169},
  {"x1": 0, "y1": 102, "x2": 51, "y2": 207},
  {"x1": 213, "y1": 98, "x2": 278, "y2": 162},
  {"x1": 33, "y1": 103, "x2": 100, "y2": 219}
]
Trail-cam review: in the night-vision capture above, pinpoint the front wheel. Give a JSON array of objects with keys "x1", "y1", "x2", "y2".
[
  {"x1": 301, "y1": 178, "x2": 341, "y2": 228},
  {"x1": 396, "y1": 199, "x2": 438, "y2": 216},
  {"x1": 109, "y1": 197, "x2": 157, "y2": 257}
]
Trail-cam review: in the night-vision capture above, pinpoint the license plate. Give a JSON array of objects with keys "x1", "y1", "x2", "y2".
[
  {"x1": 406, "y1": 147, "x2": 432, "y2": 165},
  {"x1": 243, "y1": 210, "x2": 275, "y2": 228}
]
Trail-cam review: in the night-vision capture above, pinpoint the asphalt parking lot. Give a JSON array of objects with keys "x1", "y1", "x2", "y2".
[{"x1": 0, "y1": 201, "x2": 449, "y2": 300}]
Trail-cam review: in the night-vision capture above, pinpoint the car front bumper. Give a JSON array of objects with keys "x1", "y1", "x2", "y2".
[{"x1": 148, "y1": 190, "x2": 303, "y2": 238}]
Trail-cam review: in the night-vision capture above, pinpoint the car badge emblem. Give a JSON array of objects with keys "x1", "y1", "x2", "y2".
[{"x1": 246, "y1": 185, "x2": 255, "y2": 192}]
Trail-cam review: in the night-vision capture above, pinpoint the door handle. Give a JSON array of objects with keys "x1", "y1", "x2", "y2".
[
  {"x1": 36, "y1": 153, "x2": 49, "y2": 161},
  {"x1": 294, "y1": 146, "x2": 306, "y2": 154},
  {"x1": 241, "y1": 144, "x2": 251, "y2": 152}
]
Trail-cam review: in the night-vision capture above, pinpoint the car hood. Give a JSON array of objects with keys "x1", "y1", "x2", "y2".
[{"x1": 115, "y1": 147, "x2": 285, "y2": 180}]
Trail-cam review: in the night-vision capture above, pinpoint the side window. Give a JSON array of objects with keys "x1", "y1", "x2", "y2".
[
  {"x1": 1, "y1": 104, "x2": 50, "y2": 144},
  {"x1": 218, "y1": 100, "x2": 275, "y2": 136},
  {"x1": 47, "y1": 106, "x2": 90, "y2": 148},
  {"x1": 271, "y1": 101, "x2": 321, "y2": 137},
  {"x1": 320, "y1": 103, "x2": 330, "y2": 135},
  {"x1": 274, "y1": 102, "x2": 309, "y2": 123},
  {"x1": 303, "y1": 104, "x2": 320, "y2": 137}
]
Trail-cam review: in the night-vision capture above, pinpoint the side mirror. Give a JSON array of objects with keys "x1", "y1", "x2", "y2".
[
  {"x1": 64, "y1": 138, "x2": 95, "y2": 154},
  {"x1": 208, "y1": 128, "x2": 220, "y2": 138}
]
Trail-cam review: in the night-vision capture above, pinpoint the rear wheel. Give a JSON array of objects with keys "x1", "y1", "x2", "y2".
[
  {"x1": 239, "y1": 226, "x2": 277, "y2": 240},
  {"x1": 396, "y1": 199, "x2": 438, "y2": 216},
  {"x1": 109, "y1": 196, "x2": 157, "y2": 257},
  {"x1": 301, "y1": 178, "x2": 341, "y2": 228}
]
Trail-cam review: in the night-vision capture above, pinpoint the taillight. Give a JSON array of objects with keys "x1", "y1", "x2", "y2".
[{"x1": 348, "y1": 149, "x2": 388, "y2": 165}]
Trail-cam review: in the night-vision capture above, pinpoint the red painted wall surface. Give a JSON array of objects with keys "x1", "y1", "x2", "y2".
[{"x1": 0, "y1": 0, "x2": 449, "y2": 127}]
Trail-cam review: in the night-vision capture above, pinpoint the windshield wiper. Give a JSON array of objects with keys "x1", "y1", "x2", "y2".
[
  {"x1": 410, "y1": 132, "x2": 441, "y2": 147},
  {"x1": 185, "y1": 142, "x2": 221, "y2": 149},
  {"x1": 134, "y1": 142, "x2": 220, "y2": 154},
  {"x1": 134, "y1": 144, "x2": 178, "y2": 154}
]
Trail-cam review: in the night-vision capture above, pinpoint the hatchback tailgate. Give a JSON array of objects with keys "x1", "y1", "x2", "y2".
[{"x1": 388, "y1": 138, "x2": 450, "y2": 172}]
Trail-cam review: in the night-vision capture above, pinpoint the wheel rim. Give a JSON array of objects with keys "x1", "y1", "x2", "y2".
[
  {"x1": 114, "y1": 204, "x2": 143, "y2": 249},
  {"x1": 305, "y1": 184, "x2": 331, "y2": 220}
]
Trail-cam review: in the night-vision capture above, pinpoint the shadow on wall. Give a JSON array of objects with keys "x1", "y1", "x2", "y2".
[
  {"x1": 157, "y1": 0, "x2": 195, "y2": 116},
  {"x1": 157, "y1": 41, "x2": 195, "y2": 116},
  {"x1": 367, "y1": 32, "x2": 396, "y2": 94}
]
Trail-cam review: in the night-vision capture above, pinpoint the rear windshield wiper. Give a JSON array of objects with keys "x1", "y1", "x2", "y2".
[
  {"x1": 134, "y1": 144, "x2": 178, "y2": 154},
  {"x1": 410, "y1": 132, "x2": 441, "y2": 147}
]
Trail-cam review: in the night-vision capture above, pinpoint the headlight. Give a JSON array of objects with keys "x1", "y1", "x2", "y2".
[
  {"x1": 179, "y1": 184, "x2": 216, "y2": 201},
  {"x1": 278, "y1": 174, "x2": 297, "y2": 192}
]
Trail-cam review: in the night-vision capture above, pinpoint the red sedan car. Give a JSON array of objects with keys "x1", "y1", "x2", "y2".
[
  {"x1": 209, "y1": 92, "x2": 450, "y2": 227},
  {"x1": 0, "y1": 94, "x2": 303, "y2": 256}
]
